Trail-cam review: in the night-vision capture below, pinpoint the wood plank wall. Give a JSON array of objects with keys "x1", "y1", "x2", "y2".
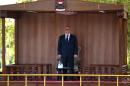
[{"x1": 17, "y1": 12, "x2": 120, "y2": 72}]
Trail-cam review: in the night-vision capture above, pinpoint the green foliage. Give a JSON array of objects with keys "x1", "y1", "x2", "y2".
[
  {"x1": 5, "y1": 18, "x2": 15, "y2": 65},
  {"x1": 17, "y1": 0, "x2": 37, "y2": 3},
  {"x1": 0, "y1": 18, "x2": 15, "y2": 72}
]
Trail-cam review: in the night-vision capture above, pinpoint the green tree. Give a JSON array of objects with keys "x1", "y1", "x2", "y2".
[
  {"x1": 5, "y1": 18, "x2": 15, "y2": 65},
  {"x1": 0, "y1": 18, "x2": 15, "y2": 72},
  {"x1": 17, "y1": 0, "x2": 37, "y2": 3}
]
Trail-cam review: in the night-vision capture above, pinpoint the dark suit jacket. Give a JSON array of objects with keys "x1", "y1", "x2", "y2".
[{"x1": 58, "y1": 34, "x2": 78, "y2": 58}]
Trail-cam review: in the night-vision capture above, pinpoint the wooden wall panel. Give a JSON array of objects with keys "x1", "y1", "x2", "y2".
[
  {"x1": 87, "y1": 13, "x2": 119, "y2": 65},
  {"x1": 17, "y1": 12, "x2": 120, "y2": 72}
]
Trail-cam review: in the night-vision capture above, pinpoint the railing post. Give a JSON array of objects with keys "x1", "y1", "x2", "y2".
[
  {"x1": 117, "y1": 76, "x2": 119, "y2": 86},
  {"x1": 44, "y1": 76, "x2": 46, "y2": 86},
  {"x1": 62, "y1": 75, "x2": 64, "y2": 86},
  {"x1": 7, "y1": 75, "x2": 9, "y2": 86},
  {"x1": 25, "y1": 75, "x2": 27, "y2": 86},
  {"x1": 80, "y1": 76, "x2": 82, "y2": 86},
  {"x1": 98, "y1": 76, "x2": 100, "y2": 86}
]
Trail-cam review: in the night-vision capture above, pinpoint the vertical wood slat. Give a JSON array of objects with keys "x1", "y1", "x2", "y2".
[{"x1": 2, "y1": 18, "x2": 6, "y2": 74}]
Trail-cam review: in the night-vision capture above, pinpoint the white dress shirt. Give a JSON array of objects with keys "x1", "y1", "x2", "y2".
[{"x1": 65, "y1": 33, "x2": 70, "y2": 41}]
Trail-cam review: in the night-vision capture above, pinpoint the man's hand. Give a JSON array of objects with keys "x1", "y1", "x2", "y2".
[{"x1": 74, "y1": 54, "x2": 78, "y2": 58}]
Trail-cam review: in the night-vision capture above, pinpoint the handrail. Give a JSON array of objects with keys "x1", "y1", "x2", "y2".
[{"x1": 0, "y1": 74, "x2": 130, "y2": 86}]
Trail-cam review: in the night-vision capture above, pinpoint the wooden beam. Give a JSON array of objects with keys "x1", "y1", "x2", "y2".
[
  {"x1": 0, "y1": 0, "x2": 55, "y2": 12},
  {"x1": 0, "y1": 0, "x2": 124, "y2": 12},
  {"x1": 0, "y1": 11, "x2": 21, "y2": 18},
  {"x1": 0, "y1": 11, "x2": 7, "y2": 18},
  {"x1": 2, "y1": 18, "x2": 6, "y2": 74}
]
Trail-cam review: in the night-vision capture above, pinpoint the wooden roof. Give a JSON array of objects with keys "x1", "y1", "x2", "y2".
[{"x1": 0, "y1": 0, "x2": 124, "y2": 12}]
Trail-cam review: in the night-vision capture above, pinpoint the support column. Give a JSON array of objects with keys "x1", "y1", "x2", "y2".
[
  {"x1": 2, "y1": 18, "x2": 6, "y2": 74},
  {"x1": 15, "y1": 18, "x2": 18, "y2": 64}
]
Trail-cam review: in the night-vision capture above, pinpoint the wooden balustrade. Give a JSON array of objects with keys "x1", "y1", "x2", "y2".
[
  {"x1": 5, "y1": 64, "x2": 52, "y2": 81},
  {"x1": 82, "y1": 64, "x2": 121, "y2": 81}
]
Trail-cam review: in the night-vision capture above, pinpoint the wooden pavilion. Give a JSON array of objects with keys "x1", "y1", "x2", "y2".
[{"x1": 0, "y1": 0, "x2": 128, "y2": 86}]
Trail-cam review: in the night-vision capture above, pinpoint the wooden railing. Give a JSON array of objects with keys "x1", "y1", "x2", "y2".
[
  {"x1": 81, "y1": 64, "x2": 127, "y2": 81},
  {"x1": 82, "y1": 64, "x2": 120, "y2": 74},
  {"x1": 4, "y1": 64, "x2": 128, "y2": 81},
  {"x1": 5, "y1": 64, "x2": 52, "y2": 80}
]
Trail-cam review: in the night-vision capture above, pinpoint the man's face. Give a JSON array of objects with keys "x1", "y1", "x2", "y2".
[{"x1": 65, "y1": 27, "x2": 70, "y2": 34}]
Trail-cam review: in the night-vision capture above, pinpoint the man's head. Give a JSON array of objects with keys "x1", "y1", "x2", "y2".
[{"x1": 64, "y1": 26, "x2": 71, "y2": 34}]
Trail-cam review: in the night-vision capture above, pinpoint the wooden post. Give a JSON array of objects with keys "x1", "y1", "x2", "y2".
[
  {"x1": 123, "y1": 18, "x2": 128, "y2": 65},
  {"x1": 119, "y1": 18, "x2": 127, "y2": 65},
  {"x1": 2, "y1": 18, "x2": 6, "y2": 74},
  {"x1": 15, "y1": 18, "x2": 18, "y2": 64}
]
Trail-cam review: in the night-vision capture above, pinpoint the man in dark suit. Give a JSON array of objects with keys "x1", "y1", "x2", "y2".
[{"x1": 57, "y1": 26, "x2": 78, "y2": 76}]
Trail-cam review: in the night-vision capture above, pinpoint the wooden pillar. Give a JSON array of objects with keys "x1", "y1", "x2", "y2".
[
  {"x1": 15, "y1": 18, "x2": 18, "y2": 64},
  {"x1": 119, "y1": 18, "x2": 128, "y2": 65},
  {"x1": 119, "y1": 17, "x2": 123, "y2": 66},
  {"x1": 118, "y1": 11, "x2": 128, "y2": 66},
  {"x1": 2, "y1": 18, "x2": 6, "y2": 74},
  {"x1": 123, "y1": 18, "x2": 128, "y2": 65}
]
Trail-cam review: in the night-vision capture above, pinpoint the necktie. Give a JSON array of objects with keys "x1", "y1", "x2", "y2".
[
  {"x1": 67, "y1": 35, "x2": 68, "y2": 40},
  {"x1": 67, "y1": 35, "x2": 69, "y2": 41},
  {"x1": 65, "y1": 34, "x2": 68, "y2": 42}
]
